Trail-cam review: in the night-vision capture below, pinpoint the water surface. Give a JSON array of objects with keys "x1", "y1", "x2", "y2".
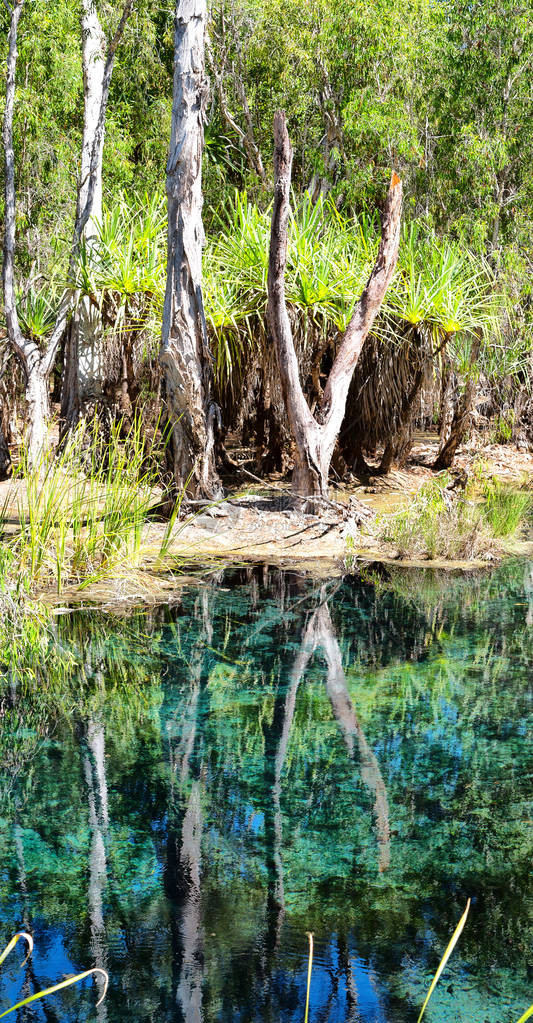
[{"x1": 0, "y1": 560, "x2": 531, "y2": 1023}]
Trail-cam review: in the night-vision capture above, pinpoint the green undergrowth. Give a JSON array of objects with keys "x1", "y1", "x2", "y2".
[
  {"x1": 482, "y1": 476, "x2": 532, "y2": 537},
  {"x1": 374, "y1": 473, "x2": 531, "y2": 560},
  {"x1": 1, "y1": 416, "x2": 186, "y2": 595}
]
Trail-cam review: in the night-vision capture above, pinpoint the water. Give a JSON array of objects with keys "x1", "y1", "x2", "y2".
[{"x1": 0, "y1": 560, "x2": 531, "y2": 1023}]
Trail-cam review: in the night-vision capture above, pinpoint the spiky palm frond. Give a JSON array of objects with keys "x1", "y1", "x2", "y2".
[{"x1": 16, "y1": 288, "x2": 57, "y2": 341}]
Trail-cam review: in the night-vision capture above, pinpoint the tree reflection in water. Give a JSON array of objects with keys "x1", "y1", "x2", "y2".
[{"x1": 0, "y1": 560, "x2": 530, "y2": 1023}]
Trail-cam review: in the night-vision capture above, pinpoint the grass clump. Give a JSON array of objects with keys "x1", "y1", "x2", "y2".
[
  {"x1": 482, "y1": 477, "x2": 532, "y2": 537},
  {"x1": 376, "y1": 476, "x2": 487, "y2": 560},
  {"x1": 3, "y1": 415, "x2": 184, "y2": 594},
  {"x1": 375, "y1": 473, "x2": 531, "y2": 560}
]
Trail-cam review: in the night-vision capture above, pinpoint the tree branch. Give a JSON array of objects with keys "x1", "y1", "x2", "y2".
[
  {"x1": 267, "y1": 111, "x2": 317, "y2": 438},
  {"x1": 206, "y1": 36, "x2": 266, "y2": 182},
  {"x1": 319, "y1": 170, "x2": 402, "y2": 448}
]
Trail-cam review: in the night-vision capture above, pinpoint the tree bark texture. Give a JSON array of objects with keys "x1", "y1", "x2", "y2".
[
  {"x1": 161, "y1": 0, "x2": 221, "y2": 498},
  {"x1": 3, "y1": 0, "x2": 131, "y2": 460},
  {"x1": 62, "y1": 0, "x2": 134, "y2": 427},
  {"x1": 267, "y1": 111, "x2": 402, "y2": 505},
  {"x1": 63, "y1": 0, "x2": 107, "y2": 420},
  {"x1": 434, "y1": 336, "x2": 481, "y2": 470}
]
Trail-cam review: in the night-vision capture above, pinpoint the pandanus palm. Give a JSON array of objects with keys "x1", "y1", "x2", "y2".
[
  {"x1": 204, "y1": 194, "x2": 504, "y2": 474},
  {"x1": 72, "y1": 194, "x2": 166, "y2": 412}
]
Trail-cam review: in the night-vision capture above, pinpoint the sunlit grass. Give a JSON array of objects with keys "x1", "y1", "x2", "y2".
[
  {"x1": 3, "y1": 414, "x2": 188, "y2": 594},
  {"x1": 482, "y1": 477, "x2": 532, "y2": 537},
  {"x1": 374, "y1": 472, "x2": 531, "y2": 560}
]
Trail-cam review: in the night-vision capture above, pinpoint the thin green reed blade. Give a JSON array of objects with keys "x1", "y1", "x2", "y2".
[
  {"x1": 417, "y1": 899, "x2": 471, "y2": 1023},
  {"x1": 304, "y1": 932, "x2": 314, "y2": 1023},
  {"x1": 0, "y1": 933, "x2": 33, "y2": 968},
  {"x1": 516, "y1": 1006, "x2": 533, "y2": 1023},
  {"x1": 0, "y1": 967, "x2": 109, "y2": 1018}
]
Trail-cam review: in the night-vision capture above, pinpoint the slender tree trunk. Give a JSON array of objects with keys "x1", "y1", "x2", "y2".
[
  {"x1": 161, "y1": 0, "x2": 221, "y2": 499},
  {"x1": 83, "y1": 718, "x2": 110, "y2": 1020},
  {"x1": 62, "y1": 0, "x2": 107, "y2": 425},
  {"x1": 206, "y1": 37, "x2": 266, "y2": 183},
  {"x1": 267, "y1": 111, "x2": 402, "y2": 507},
  {"x1": 177, "y1": 781, "x2": 204, "y2": 1023},
  {"x1": 262, "y1": 623, "x2": 315, "y2": 950},
  {"x1": 0, "y1": 348, "x2": 13, "y2": 478},
  {"x1": 63, "y1": 0, "x2": 134, "y2": 430},
  {"x1": 3, "y1": 0, "x2": 132, "y2": 461},
  {"x1": 434, "y1": 336, "x2": 481, "y2": 470}
]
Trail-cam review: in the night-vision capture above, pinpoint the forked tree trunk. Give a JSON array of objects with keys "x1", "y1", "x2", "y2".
[
  {"x1": 267, "y1": 111, "x2": 402, "y2": 506},
  {"x1": 314, "y1": 603, "x2": 390, "y2": 873},
  {"x1": 161, "y1": 0, "x2": 220, "y2": 498}
]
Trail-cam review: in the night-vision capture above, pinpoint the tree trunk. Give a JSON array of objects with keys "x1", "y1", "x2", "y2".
[
  {"x1": 83, "y1": 718, "x2": 109, "y2": 1021},
  {"x1": 267, "y1": 111, "x2": 402, "y2": 507},
  {"x1": 161, "y1": 0, "x2": 221, "y2": 499},
  {"x1": 434, "y1": 337, "x2": 481, "y2": 470},
  {"x1": 0, "y1": 349, "x2": 13, "y2": 479},
  {"x1": 311, "y1": 602, "x2": 391, "y2": 873},
  {"x1": 25, "y1": 357, "x2": 50, "y2": 463},
  {"x1": 3, "y1": 0, "x2": 132, "y2": 459},
  {"x1": 61, "y1": 1, "x2": 116, "y2": 427}
]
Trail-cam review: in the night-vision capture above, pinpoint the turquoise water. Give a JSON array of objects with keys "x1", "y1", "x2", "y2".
[{"x1": 0, "y1": 560, "x2": 531, "y2": 1023}]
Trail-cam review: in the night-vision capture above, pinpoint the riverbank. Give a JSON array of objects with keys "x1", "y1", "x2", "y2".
[{"x1": 0, "y1": 435, "x2": 526, "y2": 607}]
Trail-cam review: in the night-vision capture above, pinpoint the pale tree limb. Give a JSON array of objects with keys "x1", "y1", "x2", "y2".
[
  {"x1": 311, "y1": 603, "x2": 391, "y2": 873},
  {"x1": 206, "y1": 38, "x2": 266, "y2": 183},
  {"x1": 2, "y1": 0, "x2": 133, "y2": 456},
  {"x1": 267, "y1": 110, "x2": 402, "y2": 503}
]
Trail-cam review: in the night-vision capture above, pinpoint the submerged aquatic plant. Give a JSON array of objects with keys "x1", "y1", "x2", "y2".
[{"x1": 0, "y1": 932, "x2": 107, "y2": 1018}]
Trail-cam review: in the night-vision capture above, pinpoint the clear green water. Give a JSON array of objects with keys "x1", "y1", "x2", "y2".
[{"x1": 0, "y1": 560, "x2": 531, "y2": 1023}]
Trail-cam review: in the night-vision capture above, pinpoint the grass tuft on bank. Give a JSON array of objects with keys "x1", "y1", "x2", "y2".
[
  {"x1": 1, "y1": 416, "x2": 185, "y2": 595},
  {"x1": 375, "y1": 474, "x2": 531, "y2": 560}
]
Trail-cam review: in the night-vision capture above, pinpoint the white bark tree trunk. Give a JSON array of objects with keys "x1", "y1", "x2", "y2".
[
  {"x1": 177, "y1": 780, "x2": 203, "y2": 1023},
  {"x1": 161, "y1": 0, "x2": 221, "y2": 499},
  {"x1": 2, "y1": 0, "x2": 132, "y2": 459},
  {"x1": 314, "y1": 603, "x2": 391, "y2": 873},
  {"x1": 80, "y1": 0, "x2": 105, "y2": 231},
  {"x1": 78, "y1": 0, "x2": 106, "y2": 399},
  {"x1": 25, "y1": 357, "x2": 51, "y2": 461},
  {"x1": 267, "y1": 111, "x2": 402, "y2": 507},
  {"x1": 83, "y1": 718, "x2": 110, "y2": 1023},
  {"x1": 62, "y1": 1, "x2": 111, "y2": 425}
]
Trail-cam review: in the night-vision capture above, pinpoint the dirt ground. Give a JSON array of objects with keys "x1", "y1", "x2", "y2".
[
  {"x1": 2, "y1": 433, "x2": 532, "y2": 606},
  {"x1": 153, "y1": 433, "x2": 533, "y2": 571}
]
